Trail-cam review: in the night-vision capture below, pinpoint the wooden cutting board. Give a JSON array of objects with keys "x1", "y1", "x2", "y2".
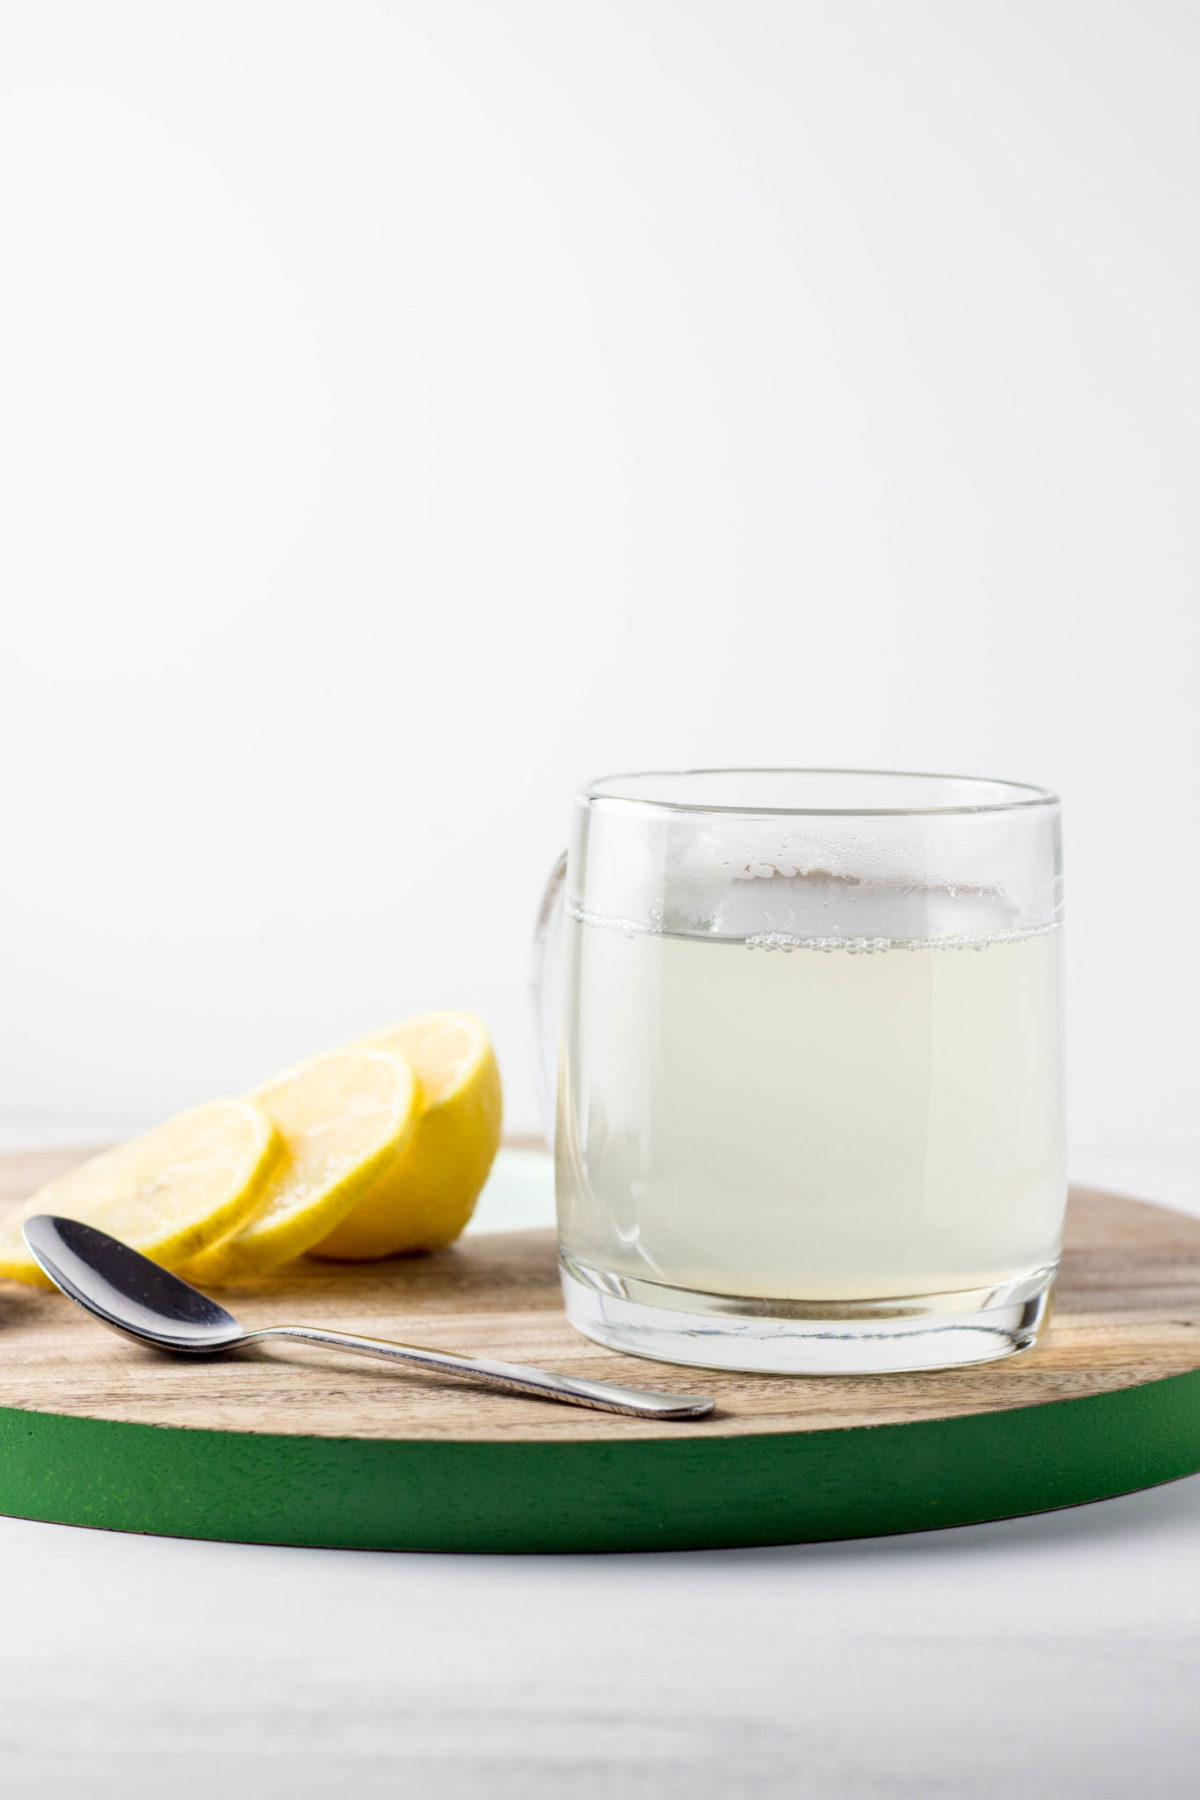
[{"x1": 0, "y1": 1145, "x2": 1197, "y2": 1552}]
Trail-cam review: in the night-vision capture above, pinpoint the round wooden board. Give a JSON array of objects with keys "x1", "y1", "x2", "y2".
[{"x1": 0, "y1": 1146, "x2": 1198, "y2": 1552}]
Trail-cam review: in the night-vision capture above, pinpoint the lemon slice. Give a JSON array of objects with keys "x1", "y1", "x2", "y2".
[
  {"x1": 184, "y1": 1045, "x2": 420, "y2": 1284},
  {"x1": 0, "y1": 1099, "x2": 279, "y2": 1288},
  {"x1": 313, "y1": 1012, "x2": 502, "y2": 1260}
]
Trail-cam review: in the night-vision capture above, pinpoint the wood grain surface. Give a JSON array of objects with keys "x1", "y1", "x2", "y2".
[{"x1": 1, "y1": 1147, "x2": 1197, "y2": 1443}]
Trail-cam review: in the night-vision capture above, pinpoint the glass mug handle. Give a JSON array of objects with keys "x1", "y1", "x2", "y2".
[{"x1": 529, "y1": 850, "x2": 567, "y2": 1145}]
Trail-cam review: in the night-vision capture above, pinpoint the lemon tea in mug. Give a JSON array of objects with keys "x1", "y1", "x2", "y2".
[{"x1": 534, "y1": 770, "x2": 1065, "y2": 1374}]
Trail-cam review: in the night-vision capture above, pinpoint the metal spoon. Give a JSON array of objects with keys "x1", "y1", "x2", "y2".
[{"x1": 22, "y1": 1215, "x2": 714, "y2": 1421}]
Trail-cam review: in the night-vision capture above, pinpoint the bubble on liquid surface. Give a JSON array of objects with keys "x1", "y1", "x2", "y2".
[{"x1": 572, "y1": 806, "x2": 1053, "y2": 945}]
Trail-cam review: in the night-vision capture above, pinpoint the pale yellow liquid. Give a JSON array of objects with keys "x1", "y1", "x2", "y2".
[{"x1": 557, "y1": 919, "x2": 1065, "y2": 1302}]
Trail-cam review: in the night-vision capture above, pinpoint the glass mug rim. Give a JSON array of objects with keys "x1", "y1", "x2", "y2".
[{"x1": 577, "y1": 767, "x2": 1059, "y2": 819}]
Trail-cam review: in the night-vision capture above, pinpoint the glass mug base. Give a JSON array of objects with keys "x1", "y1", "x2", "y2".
[{"x1": 560, "y1": 1252, "x2": 1057, "y2": 1375}]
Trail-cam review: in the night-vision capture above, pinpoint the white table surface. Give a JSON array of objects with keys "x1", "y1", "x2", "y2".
[{"x1": 2, "y1": 1145, "x2": 1198, "y2": 1799}]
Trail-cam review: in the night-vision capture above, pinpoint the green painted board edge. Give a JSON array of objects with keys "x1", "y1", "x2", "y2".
[{"x1": 1, "y1": 1368, "x2": 1198, "y2": 1552}]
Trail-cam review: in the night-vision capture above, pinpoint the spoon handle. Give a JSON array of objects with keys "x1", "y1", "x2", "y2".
[{"x1": 245, "y1": 1323, "x2": 714, "y2": 1420}]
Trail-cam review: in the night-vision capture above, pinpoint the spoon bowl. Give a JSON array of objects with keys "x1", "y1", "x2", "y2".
[{"x1": 24, "y1": 1215, "x2": 243, "y2": 1353}]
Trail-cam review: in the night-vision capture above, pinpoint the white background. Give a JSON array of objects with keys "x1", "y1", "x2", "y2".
[
  {"x1": 2, "y1": 1486, "x2": 1198, "y2": 1799},
  {"x1": 2, "y1": 2, "x2": 1197, "y2": 1196}
]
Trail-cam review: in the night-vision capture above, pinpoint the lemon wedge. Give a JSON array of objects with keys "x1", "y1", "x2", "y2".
[
  {"x1": 313, "y1": 1012, "x2": 502, "y2": 1261},
  {"x1": 0, "y1": 1099, "x2": 279, "y2": 1288},
  {"x1": 184, "y1": 1045, "x2": 420, "y2": 1284}
]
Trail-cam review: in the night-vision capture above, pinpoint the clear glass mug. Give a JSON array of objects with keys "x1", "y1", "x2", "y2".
[{"x1": 532, "y1": 769, "x2": 1065, "y2": 1374}]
